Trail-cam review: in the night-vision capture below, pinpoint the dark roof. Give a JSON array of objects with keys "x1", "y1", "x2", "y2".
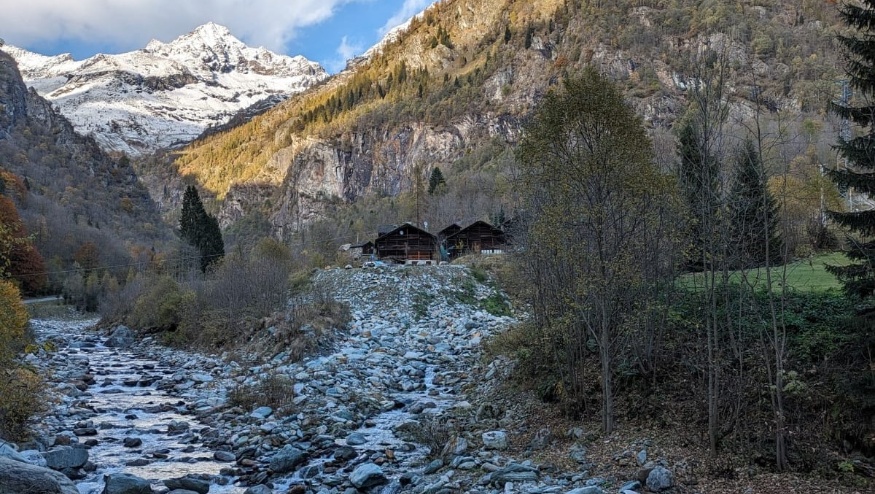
[
  {"x1": 377, "y1": 224, "x2": 398, "y2": 236},
  {"x1": 446, "y1": 220, "x2": 505, "y2": 240},
  {"x1": 438, "y1": 223, "x2": 462, "y2": 236},
  {"x1": 350, "y1": 241, "x2": 374, "y2": 248},
  {"x1": 375, "y1": 223, "x2": 436, "y2": 241}
]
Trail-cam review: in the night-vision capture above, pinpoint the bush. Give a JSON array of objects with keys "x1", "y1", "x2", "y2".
[
  {"x1": 228, "y1": 372, "x2": 296, "y2": 415},
  {"x1": 0, "y1": 280, "x2": 28, "y2": 360},
  {"x1": 128, "y1": 275, "x2": 185, "y2": 331},
  {"x1": 0, "y1": 366, "x2": 47, "y2": 441}
]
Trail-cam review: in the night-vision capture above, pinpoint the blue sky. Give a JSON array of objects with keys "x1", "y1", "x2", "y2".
[{"x1": 0, "y1": 0, "x2": 432, "y2": 73}]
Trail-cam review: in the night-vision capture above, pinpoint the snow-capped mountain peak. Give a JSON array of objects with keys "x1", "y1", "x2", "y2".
[{"x1": 2, "y1": 23, "x2": 328, "y2": 156}]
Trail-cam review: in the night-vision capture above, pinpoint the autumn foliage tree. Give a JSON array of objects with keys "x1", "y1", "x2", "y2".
[
  {"x1": 0, "y1": 195, "x2": 46, "y2": 294},
  {"x1": 515, "y1": 68, "x2": 680, "y2": 434}
]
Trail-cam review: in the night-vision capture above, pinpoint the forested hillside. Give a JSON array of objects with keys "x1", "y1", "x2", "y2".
[
  {"x1": 0, "y1": 50, "x2": 175, "y2": 304},
  {"x1": 141, "y1": 0, "x2": 843, "y2": 256}
]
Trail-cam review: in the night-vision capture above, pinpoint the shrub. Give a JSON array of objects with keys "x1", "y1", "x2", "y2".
[
  {"x1": 0, "y1": 366, "x2": 47, "y2": 441},
  {"x1": 128, "y1": 275, "x2": 185, "y2": 330},
  {"x1": 396, "y1": 414, "x2": 458, "y2": 459},
  {"x1": 228, "y1": 372, "x2": 296, "y2": 415},
  {"x1": 0, "y1": 280, "x2": 28, "y2": 360}
]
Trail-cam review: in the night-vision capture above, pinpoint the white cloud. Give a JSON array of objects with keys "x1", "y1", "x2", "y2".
[
  {"x1": 379, "y1": 0, "x2": 432, "y2": 36},
  {"x1": 0, "y1": 0, "x2": 357, "y2": 55},
  {"x1": 324, "y1": 36, "x2": 364, "y2": 73}
]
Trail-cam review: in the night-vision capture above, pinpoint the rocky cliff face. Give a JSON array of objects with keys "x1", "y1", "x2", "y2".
[{"x1": 2, "y1": 23, "x2": 328, "y2": 156}]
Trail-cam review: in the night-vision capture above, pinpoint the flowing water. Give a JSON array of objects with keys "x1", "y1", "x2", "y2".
[{"x1": 31, "y1": 319, "x2": 245, "y2": 494}]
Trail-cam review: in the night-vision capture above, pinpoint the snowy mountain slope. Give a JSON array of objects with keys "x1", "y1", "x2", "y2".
[{"x1": 2, "y1": 23, "x2": 328, "y2": 156}]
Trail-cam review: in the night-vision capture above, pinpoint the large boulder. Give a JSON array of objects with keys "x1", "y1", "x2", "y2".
[
  {"x1": 269, "y1": 445, "x2": 307, "y2": 474},
  {"x1": 482, "y1": 430, "x2": 508, "y2": 450},
  {"x1": 103, "y1": 473, "x2": 152, "y2": 494},
  {"x1": 491, "y1": 463, "x2": 539, "y2": 486},
  {"x1": 105, "y1": 326, "x2": 135, "y2": 348},
  {"x1": 164, "y1": 476, "x2": 209, "y2": 494},
  {"x1": 349, "y1": 462, "x2": 387, "y2": 489},
  {"x1": 42, "y1": 445, "x2": 88, "y2": 470},
  {"x1": 0, "y1": 456, "x2": 78, "y2": 494},
  {"x1": 646, "y1": 466, "x2": 674, "y2": 492},
  {"x1": 0, "y1": 442, "x2": 27, "y2": 462}
]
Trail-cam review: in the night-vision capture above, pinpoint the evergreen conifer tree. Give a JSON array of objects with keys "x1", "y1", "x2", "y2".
[
  {"x1": 179, "y1": 185, "x2": 224, "y2": 272},
  {"x1": 728, "y1": 140, "x2": 782, "y2": 268},
  {"x1": 428, "y1": 167, "x2": 446, "y2": 195},
  {"x1": 677, "y1": 117, "x2": 721, "y2": 271},
  {"x1": 827, "y1": 0, "x2": 875, "y2": 298}
]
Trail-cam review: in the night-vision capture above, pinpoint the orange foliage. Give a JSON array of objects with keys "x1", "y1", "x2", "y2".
[
  {"x1": 0, "y1": 279, "x2": 27, "y2": 351},
  {"x1": 74, "y1": 241, "x2": 100, "y2": 271},
  {"x1": 0, "y1": 170, "x2": 27, "y2": 199},
  {"x1": 0, "y1": 196, "x2": 47, "y2": 294}
]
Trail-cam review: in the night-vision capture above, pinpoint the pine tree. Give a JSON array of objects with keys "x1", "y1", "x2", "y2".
[
  {"x1": 727, "y1": 140, "x2": 782, "y2": 268},
  {"x1": 676, "y1": 117, "x2": 721, "y2": 271},
  {"x1": 428, "y1": 167, "x2": 446, "y2": 195},
  {"x1": 827, "y1": 0, "x2": 875, "y2": 298},
  {"x1": 179, "y1": 185, "x2": 224, "y2": 272}
]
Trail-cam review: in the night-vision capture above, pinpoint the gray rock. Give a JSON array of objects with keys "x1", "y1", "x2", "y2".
[
  {"x1": 528, "y1": 427, "x2": 552, "y2": 450},
  {"x1": 0, "y1": 456, "x2": 78, "y2": 494},
  {"x1": 42, "y1": 445, "x2": 88, "y2": 469},
  {"x1": 244, "y1": 486, "x2": 273, "y2": 494},
  {"x1": 646, "y1": 466, "x2": 673, "y2": 492},
  {"x1": 214, "y1": 450, "x2": 236, "y2": 462},
  {"x1": 565, "y1": 487, "x2": 604, "y2": 494},
  {"x1": 0, "y1": 442, "x2": 26, "y2": 462},
  {"x1": 619, "y1": 480, "x2": 642, "y2": 492},
  {"x1": 636, "y1": 449, "x2": 647, "y2": 466},
  {"x1": 441, "y1": 436, "x2": 467, "y2": 457},
  {"x1": 269, "y1": 445, "x2": 307, "y2": 473},
  {"x1": 423, "y1": 458, "x2": 444, "y2": 474},
  {"x1": 569, "y1": 445, "x2": 588, "y2": 464},
  {"x1": 481, "y1": 430, "x2": 508, "y2": 450},
  {"x1": 491, "y1": 463, "x2": 539, "y2": 486},
  {"x1": 164, "y1": 476, "x2": 210, "y2": 494},
  {"x1": 19, "y1": 449, "x2": 48, "y2": 467},
  {"x1": 167, "y1": 490, "x2": 201, "y2": 494},
  {"x1": 346, "y1": 432, "x2": 367, "y2": 446},
  {"x1": 250, "y1": 406, "x2": 273, "y2": 419},
  {"x1": 103, "y1": 473, "x2": 151, "y2": 494},
  {"x1": 122, "y1": 437, "x2": 142, "y2": 448},
  {"x1": 333, "y1": 446, "x2": 357, "y2": 462},
  {"x1": 105, "y1": 326, "x2": 135, "y2": 348},
  {"x1": 349, "y1": 462, "x2": 387, "y2": 489}
]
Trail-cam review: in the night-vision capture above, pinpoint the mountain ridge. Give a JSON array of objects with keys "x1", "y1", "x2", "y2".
[
  {"x1": 162, "y1": 0, "x2": 841, "y2": 245},
  {"x1": 2, "y1": 23, "x2": 328, "y2": 156}
]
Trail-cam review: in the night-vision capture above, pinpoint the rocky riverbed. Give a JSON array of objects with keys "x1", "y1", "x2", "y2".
[{"x1": 3, "y1": 265, "x2": 677, "y2": 494}]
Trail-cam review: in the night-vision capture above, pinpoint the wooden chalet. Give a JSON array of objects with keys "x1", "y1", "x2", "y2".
[
  {"x1": 437, "y1": 223, "x2": 462, "y2": 242},
  {"x1": 444, "y1": 220, "x2": 507, "y2": 259},
  {"x1": 375, "y1": 223, "x2": 438, "y2": 263},
  {"x1": 348, "y1": 241, "x2": 375, "y2": 259}
]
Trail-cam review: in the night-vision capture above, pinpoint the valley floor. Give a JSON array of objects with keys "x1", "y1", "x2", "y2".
[{"x1": 14, "y1": 264, "x2": 873, "y2": 494}]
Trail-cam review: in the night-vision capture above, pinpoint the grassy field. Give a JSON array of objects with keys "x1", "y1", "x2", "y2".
[{"x1": 682, "y1": 252, "x2": 850, "y2": 293}]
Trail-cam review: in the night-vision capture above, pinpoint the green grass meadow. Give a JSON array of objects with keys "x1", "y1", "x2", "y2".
[{"x1": 682, "y1": 252, "x2": 849, "y2": 293}]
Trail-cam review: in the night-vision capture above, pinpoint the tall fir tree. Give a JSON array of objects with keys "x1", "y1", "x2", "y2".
[
  {"x1": 676, "y1": 117, "x2": 721, "y2": 271},
  {"x1": 428, "y1": 167, "x2": 446, "y2": 195},
  {"x1": 727, "y1": 140, "x2": 782, "y2": 268},
  {"x1": 179, "y1": 185, "x2": 224, "y2": 272},
  {"x1": 827, "y1": 0, "x2": 875, "y2": 298}
]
